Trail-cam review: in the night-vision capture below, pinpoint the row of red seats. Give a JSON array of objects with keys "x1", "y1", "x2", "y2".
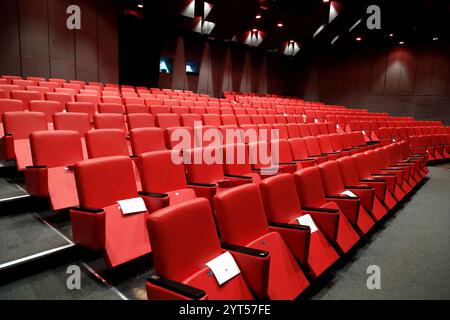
[
  {"x1": 9, "y1": 111, "x2": 374, "y2": 209},
  {"x1": 376, "y1": 126, "x2": 450, "y2": 161},
  {"x1": 65, "y1": 138, "x2": 427, "y2": 299},
  {"x1": 0, "y1": 109, "x2": 367, "y2": 169}
]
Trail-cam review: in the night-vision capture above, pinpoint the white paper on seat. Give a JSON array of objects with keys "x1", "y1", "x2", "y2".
[
  {"x1": 341, "y1": 190, "x2": 358, "y2": 198},
  {"x1": 297, "y1": 214, "x2": 318, "y2": 233},
  {"x1": 206, "y1": 252, "x2": 241, "y2": 286},
  {"x1": 117, "y1": 197, "x2": 147, "y2": 215}
]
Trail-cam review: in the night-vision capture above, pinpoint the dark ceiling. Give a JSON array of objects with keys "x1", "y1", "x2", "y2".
[{"x1": 120, "y1": 0, "x2": 450, "y2": 56}]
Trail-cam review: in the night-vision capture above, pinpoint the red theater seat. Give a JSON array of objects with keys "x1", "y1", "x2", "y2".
[
  {"x1": 259, "y1": 174, "x2": 339, "y2": 278},
  {"x1": 127, "y1": 114, "x2": 155, "y2": 130},
  {"x1": 29, "y1": 100, "x2": 64, "y2": 123},
  {"x1": 76, "y1": 94, "x2": 100, "y2": 106},
  {"x1": 102, "y1": 96, "x2": 123, "y2": 104},
  {"x1": 222, "y1": 143, "x2": 261, "y2": 183},
  {"x1": 70, "y1": 156, "x2": 151, "y2": 267},
  {"x1": 337, "y1": 156, "x2": 394, "y2": 213},
  {"x1": 66, "y1": 102, "x2": 96, "y2": 122},
  {"x1": 352, "y1": 152, "x2": 405, "y2": 202},
  {"x1": 98, "y1": 103, "x2": 124, "y2": 114},
  {"x1": 184, "y1": 147, "x2": 252, "y2": 204},
  {"x1": 286, "y1": 124, "x2": 301, "y2": 139},
  {"x1": 317, "y1": 135, "x2": 344, "y2": 159},
  {"x1": 181, "y1": 114, "x2": 202, "y2": 128},
  {"x1": 0, "y1": 99, "x2": 25, "y2": 121},
  {"x1": 53, "y1": 113, "x2": 91, "y2": 137},
  {"x1": 213, "y1": 184, "x2": 310, "y2": 300},
  {"x1": 2, "y1": 112, "x2": 48, "y2": 170},
  {"x1": 130, "y1": 128, "x2": 166, "y2": 156},
  {"x1": 155, "y1": 114, "x2": 180, "y2": 130},
  {"x1": 11, "y1": 90, "x2": 43, "y2": 108},
  {"x1": 0, "y1": 85, "x2": 20, "y2": 99},
  {"x1": 138, "y1": 150, "x2": 196, "y2": 212},
  {"x1": 318, "y1": 161, "x2": 376, "y2": 235},
  {"x1": 26, "y1": 130, "x2": 83, "y2": 210},
  {"x1": 293, "y1": 167, "x2": 360, "y2": 254},
  {"x1": 12, "y1": 79, "x2": 35, "y2": 90},
  {"x1": 45, "y1": 92, "x2": 74, "y2": 105},
  {"x1": 302, "y1": 136, "x2": 330, "y2": 163},
  {"x1": 94, "y1": 114, "x2": 127, "y2": 132},
  {"x1": 288, "y1": 138, "x2": 317, "y2": 168},
  {"x1": 146, "y1": 198, "x2": 266, "y2": 300},
  {"x1": 86, "y1": 129, "x2": 129, "y2": 159},
  {"x1": 202, "y1": 114, "x2": 221, "y2": 127},
  {"x1": 328, "y1": 133, "x2": 353, "y2": 156}
]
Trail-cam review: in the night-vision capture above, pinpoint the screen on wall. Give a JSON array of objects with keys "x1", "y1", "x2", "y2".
[
  {"x1": 186, "y1": 62, "x2": 199, "y2": 75},
  {"x1": 159, "y1": 58, "x2": 173, "y2": 74}
]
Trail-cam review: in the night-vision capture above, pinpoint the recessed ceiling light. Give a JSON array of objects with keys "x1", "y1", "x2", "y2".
[
  {"x1": 252, "y1": 28, "x2": 258, "y2": 33},
  {"x1": 256, "y1": 14, "x2": 262, "y2": 19},
  {"x1": 277, "y1": 23, "x2": 284, "y2": 28},
  {"x1": 399, "y1": 41, "x2": 404, "y2": 45},
  {"x1": 290, "y1": 40, "x2": 295, "y2": 43},
  {"x1": 389, "y1": 33, "x2": 394, "y2": 37},
  {"x1": 356, "y1": 36, "x2": 362, "y2": 41},
  {"x1": 323, "y1": 0, "x2": 330, "y2": 3},
  {"x1": 138, "y1": 4, "x2": 144, "y2": 8},
  {"x1": 433, "y1": 37, "x2": 439, "y2": 41}
]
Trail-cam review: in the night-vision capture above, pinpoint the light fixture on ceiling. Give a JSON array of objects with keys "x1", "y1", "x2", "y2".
[
  {"x1": 433, "y1": 37, "x2": 439, "y2": 41},
  {"x1": 356, "y1": 36, "x2": 362, "y2": 41},
  {"x1": 137, "y1": 3, "x2": 144, "y2": 9},
  {"x1": 389, "y1": 33, "x2": 394, "y2": 37},
  {"x1": 399, "y1": 41, "x2": 404, "y2": 45},
  {"x1": 323, "y1": 0, "x2": 330, "y2": 3},
  {"x1": 256, "y1": 14, "x2": 262, "y2": 19},
  {"x1": 277, "y1": 23, "x2": 284, "y2": 28},
  {"x1": 289, "y1": 40, "x2": 295, "y2": 44},
  {"x1": 252, "y1": 28, "x2": 258, "y2": 33}
]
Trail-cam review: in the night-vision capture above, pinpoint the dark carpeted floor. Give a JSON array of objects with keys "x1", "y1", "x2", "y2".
[
  {"x1": 0, "y1": 212, "x2": 72, "y2": 265},
  {"x1": 311, "y1": 164, "x2": 450, "y2": 300}
]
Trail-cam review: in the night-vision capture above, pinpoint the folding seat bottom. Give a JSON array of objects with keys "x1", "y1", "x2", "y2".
[
  {"x1": 26, "y1": 166, "x2": 79, "y2": 210},
  {"x1": 346, "y1": 186, "x2": 388, "y2": 221},
  {"x1": 247, "y1": 232, "x2": 309, "y2": 300},
  {"x1": 13, "y1": 139, "x2": 33, "y2": 170},
  {"x1": 71, "y1": 204, "x2": 151, "y2": 268},
  {"x1": 103, "y1": 204, "x2": 151, "y2": 268},
  {"x1": 319, "y1": 202, "x2": 360, "y2": 254},
  {"x1": 287, "y1": 217, "x2": 339, "y2": 278}
]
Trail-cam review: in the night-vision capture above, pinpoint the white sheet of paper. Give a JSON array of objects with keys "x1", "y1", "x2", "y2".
[
  {"x1": 206, "y1": 252, "x2": 241, "y2": 286},
  {"x1": 341, "y1": 190, "x2": 358, "y2": 198},
  {"x1": 297, "y1": 214, "x2": 318, "y2": 233},
  {"x1": 117, "y1": 197, "x2": 147, "y2": 215}
]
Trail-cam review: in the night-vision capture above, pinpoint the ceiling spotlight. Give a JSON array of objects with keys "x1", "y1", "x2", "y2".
[
  {"x1": 323, "y1": 0, "x2": 330, "y2": 3},
  {"x1": 289, "y1": 40, "x2": 295, "y2": 44},
  {"x1": 433, "y1": 37, "x2": 439, "y2": 41},
  {"x1": 256, "y1": 14, "x2": 262, "y2": 19},
  {"x1": 137, "y1": 3, "x2": 144, "y2": 8},
  {"x1": 389, "y1": 33, "x2": 394, "y2": 37},
  {"x1": 399, "y1": 41, "x2": 404, "y2": 45},
  {"x1": 277, "y1": 23, "x2": 284, "y2": 28},
  {"x1": 356, "y1": 36, "x2": 362, "y2": 41},
  {"x1": 252, "y1": 28, "x2": 258, "y2": 33}
]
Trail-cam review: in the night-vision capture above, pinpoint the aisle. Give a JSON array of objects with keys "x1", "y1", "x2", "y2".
[{"x1": 312, "y1": 164, "x2": 450, "y2": 300}]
